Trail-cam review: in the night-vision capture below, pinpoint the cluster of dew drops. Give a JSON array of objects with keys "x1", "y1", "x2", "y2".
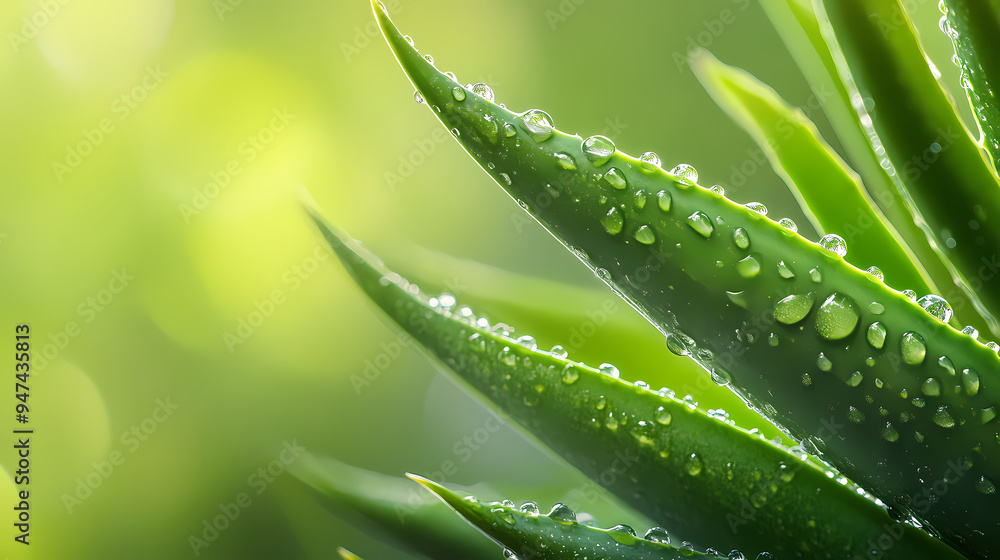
[
  {"x1": 468, "y1": 497, "x2": 773, "y2": 560},
  {"x1": 407, "y1": 33, "x2": 1000, "y2": 495},
  {"x1": 937, "y1": 0, "x2": 1000, "y2": 152}
]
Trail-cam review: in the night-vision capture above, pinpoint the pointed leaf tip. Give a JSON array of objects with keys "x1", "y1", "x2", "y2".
[{"x1": 337, "y1": 547, "x2": 363, "y2": 560}]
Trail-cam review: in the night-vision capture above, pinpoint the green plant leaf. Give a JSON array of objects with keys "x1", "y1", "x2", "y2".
[
  {"x1": 816, "y1": 0, "x2": 1000, "y2": 339},
  {"x1": 689, "y1": 49, "x2": 933, "y2": 296},
  {"x1": 757, "y1": 0, "x2": 992, "y2": 336},
  {"x1": 370, "y1": 3, "x2": 1000, "y2": 554},
  {"x1": 290, "y1": 453, "x2": 496, "y2": 559},
  {"x1": 309, "y1": 203, "x2": 964, "y2": 559},
  {"x1": 941, "y1": 0, "x2": 1000, "y2": 173},
  {"x1": 338, "y1": 548, "x2": 363, "y2": 560},
  {"x1": 407, "y1": 474, "x2": 718, "y2": 560}
]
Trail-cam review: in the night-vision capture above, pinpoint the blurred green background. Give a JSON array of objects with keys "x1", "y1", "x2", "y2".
[{"x1": 0, "y1": 0, "x2": 970, "y2": 558}]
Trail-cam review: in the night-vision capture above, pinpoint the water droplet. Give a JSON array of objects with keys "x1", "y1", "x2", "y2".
[
  {"x1": 519, "y1": 109, "x2": 554, "y2": 142},
  {"x1": 866, "y1": 266, "x2": 884, "y2": 281},
  {"x1": 819, "y1": 234, "x2": 847, "y2": 257},
  {"x1": 687, "y1": 211, "x2": 714, "y2": 238},
  {"x1": 608, "y1": 524, "x2": 638, "y2": 545},
  {"x1": 519, "y1": 501, "x2": 539, "y2": 515},
  {"x1": 875, "y1": 378, "x2": 884, "y2": 389},
  {"x1": 561, "y1": 364, "x2": 579, "y2": 384},
  {"x1": 451, "y1": 86, "x2": 466, "y2": 101},
  {"x1": 867, "y1": 322, "x2": 886, "y2": 349},
  {"x1": 817, "y1": 352, "x2": 833, "y2": 371},
  {"x1": 846, "y1": 371, "x2": 864, "y2": 387},
  {"x1": 665, "y1": 333, "x2": 692, "y2": 356},
  {"x1": 645, "y1": 191, "x2": 669, "y2": 215},
  {"x1": 902, "y1": 289, "x2": 917, "y2": 301},
  {"x1": 736, "y1": 255, "x2": 760, "y2": 278},
  {"x1": 815, "y1": 293, "x2": 861, "y2": 340},
  {"x1": 882, "y1": 422, "x2": 899, "y2": 442},
  {"x1": 745, "y1": 202, "x2": 768, "y2": 216},
  {"x1": 922, "y1": 378, "x2": 941, "y2": 396},
  {"x1": 603, "y1": 168, "x2": 627, "y2": 190},
  {"x1": 938, "y1": 355, "x2": 955, "y2": 376},
  {"x1": 962, "y1": 368, "x2": 980, "y2": 395},
  {"x1": 600, "y1": 207, "x2": 624, "y2": 236},
  {"x1": 515, "y1": 335, "x2": 536, "y2": 350},
  {"x1": 502, "y1": 122, "x2": 517, "y2": 137},
  {"x1": 555, "y1": 153, "x2": 577, "y2": 170},
  {"x1": 976, "y1": 476, "x2": 996, "y2": 495},
  {"x1": 989, "y1": 341, "x2": 1000, "y2": 354},
  {"x1": 639, "y1": 151, "x2": 661, "y2": 168},
  {"x1": 582, "y1": 135, "x2": 615, "y2": 165},
  {"x1": 685, "y1": 453, "x2": 703, "y2": 476},
  {"x1": 901, "y1": 332, "x2": 927, "y2": 365},
  {"x1": 981, "y1": 407, "x2": 997, "y2": 424},
  {"x1": 596, "y1": 397, "x2": 606, "y2": 410},
  {"x1": 549, "y1": 345, "x2": 568, "y2": 359},
  {"x1": 801, "y1": 372, "x2": 813, "y2": 386},
  {"x1": 710, "y1": 184, "x2": 725, "y2": 196},
  {"x1": 423, "y1": 54, "x2": 434, "y2": 64},
  {"x1": 732, "y1": 227, "x2": 750, "y2": 249},
  {"x1": 634, "y1": 190, "x2": 647, "y2": 209},
  {"x1": 595, "y1": 267, "x2": 611, "y2": 282},
  {"x1": 499, "y1": 172, "x2": 512, "y2": 185},
  {"x1": 768, "y1": 332, "x2": 779, "y2": 346},
  {"x1": 502, "y1": 548, "x2": 519, "y2": 560},
  {"x1": 669, "y1": 163, "x2": 698, "y2": 183},
  {"x1": 599, "y1": 363, "x2": 620, "y2": 379},
  {"x1": 848, "y1": 406, "x2": 866, "y2": 423},
  {"x1": 917, "y1": 294, "x2": 953, "y2": 322},
  {"x1": 547, "y1": 503, "x2": 577, "y2": 523},
  {"x1": 729, "y1": 551, "x2": 746, "y2": 560},
  {"x1": 962, "y1": 325, "x2": 979, "y2": 339},
  {"x1": 912, "y1": 397, "x2": 926, "y2": 408},
  {"x1": 644, "y1": 526, "x2": 670, "y2": 544},
  {"x1": 773, "y1": 292, "x2": 816, "y2": 325},
  {"x1": 933, "y1": 406, "x2": 955, "y2": 428},
  {"x1": 491, "y1": 507, "x2": 515, "y2": 525},
  {"x1": 444, "y1": 71, "x2": 457, "y2": 82},
  {"x1": 633, "y1": 225, "x2": 656, "y2": 245},
  {"x1": 414, "y1": 90, "x2": 425, "y2": 104},
  {"x1": 869, "y1": 301, "x2": 885, "y2": 314},
  {"x1": 778, "y1": 218, "x2": 797, "y2": 232},
  {"x1": 711, "y1": 369, "x2": 733, "y2": 386},
  {"x1": 605, "y1": 412, "x2": 619, "y2": 430},
  {"x1": 683, "y1": 394, "x2": 698, "y2": 410},
  {"x1": 809, "y1": 267, "x2": 823, "y2": 283},
  {"x1": 655, "y1": 406, "x2": 672, "y2": 425},
  {"x1": 726, "y1": 290, "x2": 748, "y2": 309},
  {"x1": 470, "y1": 82, "x2": 494, "y2": 102},
  {"x1": 777, "y1": 260, "x2": 795, "y2": 279}
]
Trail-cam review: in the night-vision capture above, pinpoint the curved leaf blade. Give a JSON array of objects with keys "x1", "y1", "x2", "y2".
[
  {"x1": 816, "y1": 0, "x2": 1000, "y2": 338},
  {"x1": 689, "y1": 49, "x2": 934, "y2": 295},
  {"x1": 337, "y1": 548, "x2": 364, "y2": 560},
  {"x1": 408, "y1": 474, "x2": 717, "y2": 560},
  {"x1": 290, "y1": 454, "x2": 495, "y2": 559},
  {"x1": 371, "y1": 3, "x2": 1000, "y2": 554},
  {"x1": 942, "y1": 0, "x2": 1000, "y2": 173},
  {"x1": 310, "y1": 204, "x2": 963, "y2": 559}
]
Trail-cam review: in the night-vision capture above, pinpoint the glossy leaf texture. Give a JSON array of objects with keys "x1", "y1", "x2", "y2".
[
  {"x1": 310, "y1": 203, "x2": 964, "y2": 559},
  {"x1": 290, "y1": 453, "x2": 495, "y2": 559},
  {"x1": 408, "y1": 474, "x2": 721, "y2": 560},
  {"x1": 816, "y1": 0, "x2": 1000, "y2": 338},
  {"x1": 689, "y1": 49, "x2": 934, "y2": 296},
  {"x1": 757, "y1": 0, "x2": 990, "y2": 336},
  {"x1": 372, "y1": 3, "x2": 1000, "y2": 555},
  {"x1": 941, "y1": 0, "x2": 1000, "y2": 171},
  {"x1": 338, "y1": 548, "x2": 364, "y2": 560}
]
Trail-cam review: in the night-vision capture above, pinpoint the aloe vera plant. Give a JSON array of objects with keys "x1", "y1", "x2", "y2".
[{"x1": 307, "y1": 1, "x2": 1000, "y2": 557}]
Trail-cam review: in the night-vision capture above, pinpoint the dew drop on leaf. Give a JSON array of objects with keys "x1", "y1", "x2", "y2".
[
  {"x1": 745, "y1": 202, "x2": 768, "y2": 216},
  {"x1": 685, "y1": 453, "x2": 703, "y2": 476},
  {"x1": 815, "y1": 293, "x2": 861, "y2": 340},
  {"x1": 582, "y1": 135, "x2": 615, "y2": 165},
  {"x1": 603, "y1": 167, "x2": 627, "y2": 190},
  {"x1": 657, "y1": 190, "x2": 672, "y2": 212},
  {"x1": 639, "y1": 151, "x2": 661, "y2": 168},
  {"x1": 933, "y1": 405, "x2": 955, "y2": 428},
  {"x1": 846, "y1": 371, "x2": 864, "y2": 387},
  {"x1": 922, "y1": 378, "x2": 941, "y2": 397},
  {"x1": 867, "y1": 322, "x2": 886, "y2": 349},
  {"x1": 901, "y1": 332, "x2": 927, "y2": 365},
  {"x1": 547, "y1": 503, "x2": 577, "y2": 523},
  {"x1": 686, "y1": 211, "x2": 714, "y2": 238},
  {"x1": 451, "y1": 86, "x2": 466, "y2": 101},
  {"x1": 961, "y1": 368, "x2": 980, "y2": 396},
  {"x1": 655, "y1": 406, "x2": 672, "y2": 425},
  {"x1": 866, "y1": 266, "x2": 884, "y2": 281},
  {"x1": 599, "y1": 363, "x2": 620, "y2": 379},
  {"x1": 669, "y1": 163, "x2": 698, "y2": 183},
  {"x1": 732, "y1": 227, "x2": 750, "y2": 249},
  {"x1": 773, "y1": 292, "x2": 816, "y2": 325},
  {"x1": 917, "y1": 294, "x2": 953, "y2": 322},
  {"x1": 602, "y1": 207, "x2": 624, "y2": 235},
  {"x1": 633, "y1": 225, "x2": 656, "y2": 245},
  {"x1": 817, "y1": 352, "x2": 833, "y2": 371},
  {"x1": 519, "y1": 109, "x2": 554, "y2": 142},
  {"x1": 777, "y1": 260, "x2": 795, "y2": 279},
  {"x1": 819, "y1": 234, "x2": 847, "y2": 257},
  {"x1": 555, "y1": 152, "x2": 577, "y2": 170},
  {"x1": 470, "y1": 82, "x2": 494, "y2": 102},
  {"x1": 778, "y1": 218, "x2": 797, "y2": 232}
]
